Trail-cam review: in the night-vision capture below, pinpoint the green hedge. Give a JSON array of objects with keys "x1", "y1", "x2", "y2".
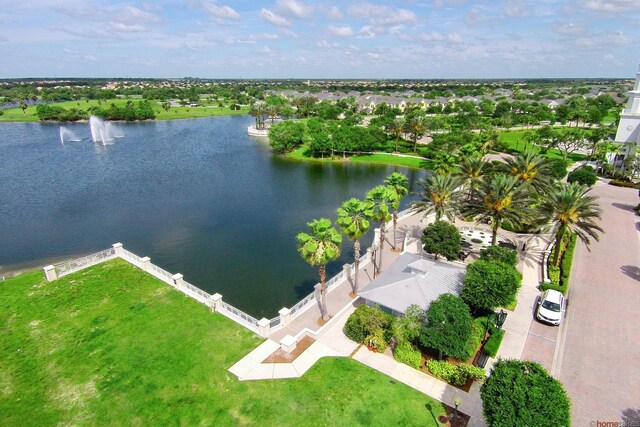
[
  {"x1": 608, "y1": 179, "x2": 639, "y2": 188},
  {"x1": 344, "y1": 305, "x2": 393, "y2": 344},
  {"x1": 560, "y1": 234, "x2": 578, "y2": 288},
  {"x1": 540, "y1": 282, "x2": 566, "y2": 295},
  {"x1": 393, "y1": 342, "x2": 422, "y2": 369},
  {"x1": 483, "y1": 330, "x2": 505, "y2": 357},
  {"x1": 548, "y1": 265, "x2": 560, "y2": 285},
  {"x1": 425, "y1": 360, "x2": 485, "y2": 386}
]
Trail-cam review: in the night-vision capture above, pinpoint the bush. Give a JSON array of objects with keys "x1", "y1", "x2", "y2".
[
  {"x1": 462, "y1": 260, "x2": 522, "y2": 312},
  {"x1": 479, "y1": 246, "x2": 518, "y2": 267},
  {"x1": 425, "y1": 360, "x2": 485, "y2": 386},
  {"x1": 567, "y1": 166, "x2": 597, "y2": 186},
  {"x1": 344, "y1": 304, "x2": 393, "y2": 344},
  {"x1": 460, "y1": 317, "x2": 488, "y2": 361},
  {"x1": 421, "y1": 221, "x2": 462, "y2": 260},
  {"x1": 391, "y1": 304, "x2": 424, "y2": 345},
  {"x1": 547, "y1": 159, "x2": 568, "y2": 180},
  {"x1": 420, "y1": 294, "x2": 473, "y2": 360},
  {"x1": 481, "y1": 360, "x2": 571, "y2": 427},
  {"x1": 365, "y1": 329, "x2": 388, "y2": 353},
  {"x1": 609, "y1": 179, "x2": 639, "y2": 188},
  {"x1": 540, "y1": 282, "x2": 566, "y2": 295},
  {"x1": 548, "y1": 265, "x2": 560, "y2": 285},
  {"x1": 483, "y1": 330, "x2": 505, "y2": 357},
  {"x1": 559, "y1": 234, "x2": 577, "y2": 288},
  {"x1": 393, "y1": 342, "x2": 422, "y2": 369}
]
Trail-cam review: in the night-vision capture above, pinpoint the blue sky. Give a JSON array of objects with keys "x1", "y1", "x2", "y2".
[{"x1": 0, "y1": 0, "x2": 639, "y2": 79}]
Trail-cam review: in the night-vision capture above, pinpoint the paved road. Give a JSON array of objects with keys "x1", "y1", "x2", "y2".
[{"x1": 558, "y1": 182, "x2": 640, "y2": 426}]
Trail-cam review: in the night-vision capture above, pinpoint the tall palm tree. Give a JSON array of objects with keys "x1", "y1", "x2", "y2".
[
  {"x1": 539, "y1": 182, "x2": 603, "y2": 266},
  {"x1": 336, "y1": 199, "x2": 373, "y2": 292},
  {"x1": 384, "y1": 172, "x2": 409, "y2": 251},
  {"x1": 505, "y1": 148, "x2": 552, "y2": 194},
  {"x1": 390, "y1": 118, "x2": 405, "y2": 152},
  {"x1": 296, "y1": 218, "x2": 342, "y2": 321},
  {"x1": 249, "y1": 101, "x2": 267, "y2": 130},
  {"x1": 455, "y1": 155, "x2": 488, "y2": 200},
  {"x1": 463, "y1": 174, "x2": 532, "y2": 245},
  {"x1": 366, "y1": 186, "x2": 397, "y2": 277},
  {"x1": 412, "y1": 174, "x2": 462, "y2": 222},
  {"x1": 405, "y1": 115, "x2": 426, "y2": 152}
]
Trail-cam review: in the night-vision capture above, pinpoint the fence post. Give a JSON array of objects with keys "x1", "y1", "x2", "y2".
[
  {"x1": 113, "y1": 242, "x2": 124, "y2": 257},
  {"x1": 402, "y1": 231, "x2": 410, "y2": 254},
  {"x1": 342, "y1": 263, "x2": 351, "y2": 280},
  {"x1": 172, "y1": 273, "x2": 184, "y2": 288},
  {"x1": 279, "y1": 307, "x2": 291, "y2": 327},
  {"x1": 209, "y1": 293, "x2": 222, "y2": 312},
  {"x1": 280, "y1": 335, "x2": 297, "y2": 353},
  {"x1": 140, "y1": 256, "x2": 151, "y2": 272},
  {"x1": 373, "y1": 228, "x2": 380, "y2": 249},
  {"x1": 43, "y1": 265, "x2": 57, "y2": 282},
  {"x1": 258, "y1": 318, "x2": 271, "y2": 337}
]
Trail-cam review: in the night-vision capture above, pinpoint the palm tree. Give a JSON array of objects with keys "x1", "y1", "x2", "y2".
[
  {"x1": 336, "y1": 199, "x2": 373, "y2": 292},
  {"x1": 405, "y1": 115, "x2": 426, "y2": 152},
  {"x1": 249, "y1": 101, "x2": 267, "y2": 130},
  {"x1": 432, "y1": 152, "x2": 457, "y2": 176},
  {"x1": 390, "y1": 118, "x2": 405, "y2": 152},
  {"x1": 384, "y1": 172, "x2": 409, "y2": 251},
  {"x1": 266, "y1": 104, "x2": 279, "y2": 125},
  {"x1": 539, "y1": 182, "x2": 603, "y2": 266},
  {"x1": 366, "y1": 186, "x2": 397, "y2": 277},
  {"x1": 296, "y1": 218, "x2": 342, "y2": 321},
  {"x1": 412, "y1": 174, "x2": 462, "y2": 222},
  {"x1": 463, "y1": 174, "x2": 532, "y2": 245},
  {"x1": 455, "y1": 155, "x2": 488, "y2": 200},
  {"x1": 505, "y1": 148, "x2": 552, "y2": 194}
]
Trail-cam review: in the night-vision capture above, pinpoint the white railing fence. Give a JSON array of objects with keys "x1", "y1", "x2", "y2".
[{"x1": 53, "y1": 247, "x2": 117, "y2": 278}]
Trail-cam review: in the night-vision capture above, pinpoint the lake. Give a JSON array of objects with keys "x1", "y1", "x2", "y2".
[{"x1": 0, "y1": 116, "x2": 426, "y2": 317}]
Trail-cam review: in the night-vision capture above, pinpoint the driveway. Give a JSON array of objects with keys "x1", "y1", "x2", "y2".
[{"x1": 557, "y1": 182, "x2": 640, "y2": 426}]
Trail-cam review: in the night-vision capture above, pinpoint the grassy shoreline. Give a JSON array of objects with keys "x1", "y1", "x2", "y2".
[
  {"x1": 286, "y1": 146, "x2": 428, "y2": 169},
  {"x1": 0, "y1": 260, "x2": 448, "y2": 426}
]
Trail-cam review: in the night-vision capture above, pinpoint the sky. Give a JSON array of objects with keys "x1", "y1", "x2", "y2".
[{"x1": 0, "y1": 0, "x2": 639, "y2": 79}]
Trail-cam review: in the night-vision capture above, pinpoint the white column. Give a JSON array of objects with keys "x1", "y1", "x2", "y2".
[
  {"x1": 209, "y1": 293, "x2": 222, "y2": 312},
  {"x1": 402, "y1": 231, "x2": 410, "y2": 254},
  {"x1": 112, "y1": 242, "x2": 124, "y2": 257},
  {"x1": 342, "y1": 263, "x2": 351, "y2": 279},
  {"x1": 172, "y1": 273, "x2": 184, "y2": 288},
  {"x1": 280, "y1": 335, "x2": 297, "y2": 353},
  {"x1": 140, "y1": 256, "x2": 151, "y2": 272},
  {"x1": 43, "y1": 265, "x2": 57, "y2": 282},
  {"x1": 258, "y1": 318, "x2": 271, "y2": 338},
  {"x1": 279, "y1": 307, "x2": 291, "y2": 327}
]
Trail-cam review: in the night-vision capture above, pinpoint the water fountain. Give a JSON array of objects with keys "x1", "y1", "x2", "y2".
[
  {"x1": 59, "y1": 126, "x2": 81, "y2": 144},
  {"x1": 89, "y1": 116, "x2": 123, "y2": 145}
]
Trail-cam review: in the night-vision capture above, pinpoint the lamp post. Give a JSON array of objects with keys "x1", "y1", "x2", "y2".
[{"x1": 497, "y1": 309, "x2": 507, "y2": 331}]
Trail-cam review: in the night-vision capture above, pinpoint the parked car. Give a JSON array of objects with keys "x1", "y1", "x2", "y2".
[{"x1": 536, "y1": 289, "x2": 564, "y2": 326}]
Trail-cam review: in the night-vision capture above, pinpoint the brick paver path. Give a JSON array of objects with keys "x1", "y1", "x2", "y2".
[{"x1": 558, "y1": 182, "x2": 640, "y2": 426}]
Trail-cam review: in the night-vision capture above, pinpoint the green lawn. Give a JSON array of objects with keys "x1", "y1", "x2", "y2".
[
  {"x1": 286, "y1": 146, "x2": 427, "y2": 169},
  {"x1": 497, "y1": 129, "x2": 587, "y2": 163},
  {"x1": 0, "y1": 99, "x2": 249, "y2": 122},
  {"x1": 0, "y1": 260, "x2": 448, "y2": 426}
]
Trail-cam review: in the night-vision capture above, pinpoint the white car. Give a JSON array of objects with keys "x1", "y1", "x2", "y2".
[{"x1": 536, "y1": 289, "x2": 564, "y2": 326}]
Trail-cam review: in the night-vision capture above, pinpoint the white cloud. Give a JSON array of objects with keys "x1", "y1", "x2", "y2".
[
  {"x1": 367, "y1": 52, "x2": 380, "y2": 59},
  {"x1": 249, "y1": 32, "x2": 278, "y2": 41},
  {"x1": 323, "y1": 6, "x2": 342, "y2": 20},
  {"x1": 108, "y1": 22, "x2": 147, "y2": 33},
  {"x1": 329, "y1": 25, "x2": 354, "y2": 37},
  {"x1": 203, "y1": 2, "x2": 240, "y2": 22},
  {"x1": 504, "y1": 0, "x2": 531, "y2": 17},
  {"x1": 348, "y1": 3, "x2": 416, "y2": 26},
  {"x1": 279, "y1": 28, "x2": 299, "y2": 38},
  {"x1": 434, "y1": 0, "x2": 469, "y2": 7},
  {"x1": 553, "y1": 21, "x2": 587, "y2": 35},
  {"x1": 83, "y1": 54, "x2": 98, "y2": 61},
  {"x1": 420, "y1": 32, "x2": 463, "y2": 43},
  {"x1": 260, "y1": 8, "x2": 290, "y2": 26},
  {"x1": 357, "y1": 25, "x2": 376, "y2": 39},
  {"x1": 276, "y1": 0, "x2": 313, "y2": 18},
  {"x1": 582, "y1": 0, "x2": 638, "y2": 12},
  {"x1": 317, "y1": 39, "x2": 340, "y2": 49},
  {"x1": 464, "y1": 7, "x2": 489, "y2": 25},
  {"x1": 259, "y1": 46, "x2": 276, "y2": 55},
  {"x1": 119, "y1": 5, "x2": 161, "y2": 23}
]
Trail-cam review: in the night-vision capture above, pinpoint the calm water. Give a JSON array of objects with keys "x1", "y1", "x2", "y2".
[{"x1": 0, "y1": 116, "x2": 426, "y2": 316}]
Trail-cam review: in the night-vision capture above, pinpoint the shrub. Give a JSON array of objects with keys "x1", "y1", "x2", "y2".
[
  {"x1": 567, "y1": 166, "x2": 597, "y2": 186},
  {"x1": 479, "y1": 246, "x2": 518, "y2": 267},
  {"x1": 609, "y1": 179, "x2": 638, "y2": 188},
  {"x1": 483, "y1": 330, "x2": 505, "y2": 357},
  {"x1": 540, "y1": 282, "x2": 566, "y2": 295},
  {"x1": 421, "y1": 221, "x2": 462, "y2": 260},
  {"x1": 425, "y1": 360, "x2": 485, "y2": 386},
  {"x1": 391, "y1": 304, "x2": 425, "y2": 345},
  {"x1": 481, "y1": 360, "x2": 571, "y2": 427},
  {"x1": 420, "y1": 294, "x2": 473, "y2": 360},
  {"x1": 548, "y1": 265, "x2": 560, "y2": 285},
  {"x1": 547, "y1": 159, "x2": 568, "y2": 180},
  {"x1": 393, "y1": 342, "x2": 422, "y2": 369},
  {"x1": 460, "y1": 317, "x2": 488, "y2": 361},
  {"x1": 344, "y1": 304, "x2": 393, "y2": 344},
  {"x1": 365, "y1": 329, "x2": 388, "y2": 353},
  {"x1": 461, "y1": 260, "x2": 522, "y2": 312},
  {"x1": 559, "y1": 234, "x2": 578, "y2": 288}
]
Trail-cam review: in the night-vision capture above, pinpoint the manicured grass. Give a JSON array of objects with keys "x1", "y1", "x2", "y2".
[
  {"x1": 0, "y1": 99, "x2": 249, "y2": 122},
  {"x1": 286, "y1": 146, "x2": 427, "y2": 169},
  {"x1": 0, "y1": 260, "x2": 448, "y2": 426},
  {"x1": 497, "y1": 129, "x2": 587, "y2": 163}
]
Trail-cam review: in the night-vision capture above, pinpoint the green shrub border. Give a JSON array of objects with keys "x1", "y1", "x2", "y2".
[
  {"x1": 608, "y1": 179, "x2": 640, "y2": 189},
  {"x1": 542, "y1": 233, "x2": 577, "y2": 295},
  {"x1": 483, "y1": 330, "x2": 505, "y2": 357}
]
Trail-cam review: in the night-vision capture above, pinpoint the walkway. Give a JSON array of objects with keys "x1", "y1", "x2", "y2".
[
  {"x1": 557, "y1": 182, "x2": 640, "y2": 426},
  {"x1": 229, "y1": 210, "x2": 557, "y2": 427}
]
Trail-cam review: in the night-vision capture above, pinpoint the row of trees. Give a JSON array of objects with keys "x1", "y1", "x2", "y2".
[
  {"x1": 412, "y1": 148, "x2": 603, "y2": 267},
  {"x1": 35, "y1": 100, "x2": 156, "y2": 122},
  {"x1": 296, "y1": 173, "x2": 409, "y2": 321}
]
